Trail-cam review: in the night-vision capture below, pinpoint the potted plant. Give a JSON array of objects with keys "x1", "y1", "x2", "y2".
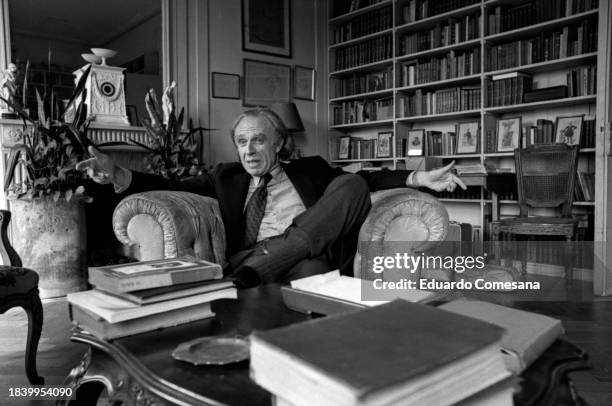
[
  {"x1": 131, "y1": 82, "x2": 212, "y2": 179},
  {"x1": 0, "y1": 65, "x2": 100, "y2": 297}
]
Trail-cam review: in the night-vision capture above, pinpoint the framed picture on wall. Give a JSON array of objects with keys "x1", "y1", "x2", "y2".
[
  {"x1": 496, "y1": 117, "x2": 522, "y2": 152},
  {"x1": 242, "y1": 0, "x2": 291, "y2": 57},
  {"x1": 456, "y1": 121, "x2": 480, "y2": 154},
  {"x1": 243, "y1": 59, "x2": 291, "y2": 106},
  {"x1": 407, "y1": 129, "x2": 424, "y2": 156},
  {"x1": 377, "y1": 132, "x2": 393, "y2": 158},
  {"x1": 293, "y1": 66, "x2": 315, "y2": 101},
  {"x1": 555, "y1": 115, "x2": 583, "y2": 145},
  {"x1": 212, "y1": 72, "x2": 241, "y2": 99}
]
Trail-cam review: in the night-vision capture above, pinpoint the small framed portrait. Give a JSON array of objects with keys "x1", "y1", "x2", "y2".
[
  {"x1": 555, "y1": 115, "x2": 583, "y2": 145},
  {"x1": 338, "y1": 136, "x2": 351, "y2": 159},
  {"x1": 243, "y1": 59, "x2": 291, "y2": 106},
  {"x1": 407, "y1": 129, "x2": 424, "y2": 156},
  {"x1": 126, "y1": 105, "x2": 139, "y2": 126},
  {"x1": 293, "y1": 66, "x2": 315, "y2": 101},
  {"x1": 212, "y1": 72, "x2": 241, "y2": 99},
  {"x1": 496, "y1": 117, "x2": 522, "y2": 152},
  {"x1": 456, "y1": 121, "x2": 480, "y2": 154},
  {"x1": 377, "y1": 132, "x2": 393, "y2": 158}
]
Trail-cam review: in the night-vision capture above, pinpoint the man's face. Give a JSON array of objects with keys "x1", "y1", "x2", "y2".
[{"x1": 234, "y1": 116, "x2": 281, "y2": 176}]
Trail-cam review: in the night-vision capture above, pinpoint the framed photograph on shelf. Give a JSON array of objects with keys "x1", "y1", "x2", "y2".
[
  {"x1": 407, "y1": 129, "x2": 424, "y2": 156},
  {"x1": 212, "y1": 72, "x2": 241, "y2": 99},
  {"x1": 243, "y1": 59, "x2": 291, "y2": 106},
  {"x1": 496, "y1": 117, "x2": 522, "y2": 152},
  {"x1": 242, "y1": 0, "x2": 291, "y2": 57},
  {"x1": 293, "y1": 66, "x2": 315, "y2": 101},
  {"x1": 377, "y1": 132, "x2": 393, "y2": 158},
  {"x1": 555, "y1": 115, "x2": 583, "y2": 145},
  {"x1": 338, "y1": 136, "x2": 351, "y2": 159},
  {"x1": 456, "y1": 121, "x2": 479, "y2": 154}
]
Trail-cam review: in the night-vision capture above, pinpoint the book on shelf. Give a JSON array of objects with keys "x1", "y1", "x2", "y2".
[
  {"x1": 69, "y1": 301, "x2": 215, "y2": 341},
  {"x1": 332, "y1": 5, "x2": 392, "y2": 45},
  {"x1": 397, "y1": 86, "x2": 480, "y2": 117},
  {"x1": 486, "y1": 73, "x2": 532, "y2": 107},
  {"x1": 281, "y1": 270, "x2": 437, "y2": 315},
  {"x1": 486, "y1": 0, "x2": 598, "y2": 36},
  {"x1": 88, "y1": 256, "x2": 223, "y2": 293},
  {"x1": 401, "y1": 0, "x2": 480, "y2": 24},
  {"x1": 398, "y1": 47, "x2": 481, "y2": 86},
  {"x1": 250, "y1": 300, "x2": 511, "y2": 406},
  {"x1": 523, "y1": 85, "x2": 568, "y2": 103},
  {"x1": 333, "y1": 35, "x2": 392, "y2": 71},
  {"x1": 331, "y1": 67, "x2": 393, "y2": 98},
  {"x1": 439, "y1": 299, "x2": 564, "y2": 373},
  {"x1": 67, "y1": 286, "x2": 236, "y2": 324},
  {"x1": 399, "y1": 12, "x2": 481, "y2": 56}
]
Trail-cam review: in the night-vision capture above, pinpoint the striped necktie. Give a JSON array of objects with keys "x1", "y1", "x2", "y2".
[{"x1": 242, "y1": 173, "x2": 272, "y2": 249}]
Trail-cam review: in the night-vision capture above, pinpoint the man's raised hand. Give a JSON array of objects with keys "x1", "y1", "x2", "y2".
[{"x1": 417, "y1": 161, "x2": 467, "y2": 192}]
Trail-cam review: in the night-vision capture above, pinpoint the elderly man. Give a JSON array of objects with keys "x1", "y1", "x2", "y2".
[{"x1": 77, "y1": 108, "x2": 465, "y2": 287}]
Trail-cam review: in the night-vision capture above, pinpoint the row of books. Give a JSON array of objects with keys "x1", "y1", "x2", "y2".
[
  {"x1": 330, "y1": 67, "x2": 392, "y2": 98},
  {"x1": 401, "y1": 0, "x2": 479, "y2": 24},
  {"x1": 333, "y1": 35, "x2": 392, "y2": 71},
  {"x1": 67, "y1": 256, "x2": 236, "y2": 340},
  {"x1": 429, "y1": 186, "x2": 482, "y2": 200},
  {"x1": 398, "y1": 13, "x2": 481, "y2": 55},
  {"x1": 486, "y1": 72, "x2": 532, "y2": 107},
  {"x1": 398, "y1": 86, "x2": 481, "y2": 117},
  {"x1": 399, "y1": 47, "x2": 481, "y2": 86},
  {"x1": 337, "y1": 137, "x2": 384, "y2": 160},
  {"x1": 331, "y1": 0, "x2": 387, "y2": 17},
  {"x1": 485, "y1": 22, "x2": 598, "y2": 71},
  {"x1": 486, "y1": 0, "x2": 598, "y2": 35},
  {"x1": 331, "y1": 97, "x2": 393, "y2": 125},
  {"x1": 489, "y1": 228, "x2": 594, "y2": 270},
  {"x1": 567, "y1": 65, "x2": 596, "y2": 97},
  {"x1": 332, "y1": 5, "x2": 392, "y2": 45}
]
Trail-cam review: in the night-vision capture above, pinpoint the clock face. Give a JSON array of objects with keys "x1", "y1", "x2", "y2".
[{"x1": 100, "y1": 81, "x2": 116, "y2": 97}]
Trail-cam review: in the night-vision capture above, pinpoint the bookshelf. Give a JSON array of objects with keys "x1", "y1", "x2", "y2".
[{"x1": 326, "y1": 0, "x2": 610, "y2": 285}]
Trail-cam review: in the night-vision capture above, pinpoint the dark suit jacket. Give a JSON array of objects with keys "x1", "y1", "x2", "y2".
[{"x1": 125, "y1": 156, "x2": 411, "y2": 257}]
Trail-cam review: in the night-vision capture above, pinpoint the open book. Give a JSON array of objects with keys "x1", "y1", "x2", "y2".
[{"x1": 281, "y1": 271, "x2": 437, "y2": 315}]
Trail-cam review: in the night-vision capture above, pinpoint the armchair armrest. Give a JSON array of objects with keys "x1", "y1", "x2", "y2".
[
  {"x1": 354, "y1": 188, "x2": 449, "y2": 278},
  {"x1": 112, "y1": 191, "x2": 227, "y2": 266}
]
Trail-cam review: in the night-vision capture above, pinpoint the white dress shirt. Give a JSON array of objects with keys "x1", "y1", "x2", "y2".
[{"x1": 245, "y1": 166, "x2": 306, "y2": 242}]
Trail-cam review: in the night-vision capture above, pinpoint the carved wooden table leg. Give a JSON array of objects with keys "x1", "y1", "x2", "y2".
[{"x1": 25, "y1": 288, "x2": 44, "y2": 385}]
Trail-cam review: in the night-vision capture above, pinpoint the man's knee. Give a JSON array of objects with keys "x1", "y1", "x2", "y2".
[{"x1": 327, "y1": 174, "x2": 369, "y2": 199}]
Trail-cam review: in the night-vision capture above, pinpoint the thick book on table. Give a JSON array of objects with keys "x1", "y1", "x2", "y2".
[
  {"x1": 66, "y1": 287, "x2": 236, "y2": 323},
  {"x1": 251, "y1": 300, "x2": 510, "y2": 406},
  {"x1": 69, "y1": 301, "x2": 215, "y2": 340},
  {"x1": 439, "y1": 299, "x2": 564, "y2": 374},
  {"x1": 88, "y1": 256, "x2": 223, "y2": 293},
  {"x1": 100, "y1": 279, "x2": 236, "y2": 305}
]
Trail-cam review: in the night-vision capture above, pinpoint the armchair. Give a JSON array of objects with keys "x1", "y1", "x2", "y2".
[{"x1": 112, "y1": 188, "x2": 449, "y2": 277}]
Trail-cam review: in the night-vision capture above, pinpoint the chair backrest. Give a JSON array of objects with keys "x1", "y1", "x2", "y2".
[
  {"x1": 514, "y1": 143, "x2": 579, "y2": 217},
  {"x1": 0, "y1": 210, "x2": 22, "y2": 267}
]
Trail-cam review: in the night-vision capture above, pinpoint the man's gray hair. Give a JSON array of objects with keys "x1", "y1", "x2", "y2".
[{"x1": 230, "y1": 108, "x2": 295, "y2": 160}]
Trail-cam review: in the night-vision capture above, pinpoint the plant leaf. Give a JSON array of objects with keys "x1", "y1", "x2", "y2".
[
  {"x1": 60, "y1": 65, "x2": 91, "y2": 119},
  {"x1": 35, "y1": 89, "x2": 49, "y2": 129}
]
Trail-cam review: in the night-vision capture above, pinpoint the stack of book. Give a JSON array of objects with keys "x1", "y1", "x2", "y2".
[
  {"x1": 67, "y1": 256, "x2": 236, "y2": 340},
  {"x1": 251, "y1": 300, "x2": 513, "y2": 406}
]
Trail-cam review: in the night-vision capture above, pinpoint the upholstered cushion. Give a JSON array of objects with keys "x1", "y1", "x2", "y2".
[{"x1": 0, "y1": 266, "x2": 39, "y2": 296}]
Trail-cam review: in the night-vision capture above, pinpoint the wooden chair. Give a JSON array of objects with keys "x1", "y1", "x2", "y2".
[
  {"x1": 491, "y1": 143, "x2": 580, "y2": 285},
  {"x1": 0, "y1": 210, "x2": 44, "y2": 385}
]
